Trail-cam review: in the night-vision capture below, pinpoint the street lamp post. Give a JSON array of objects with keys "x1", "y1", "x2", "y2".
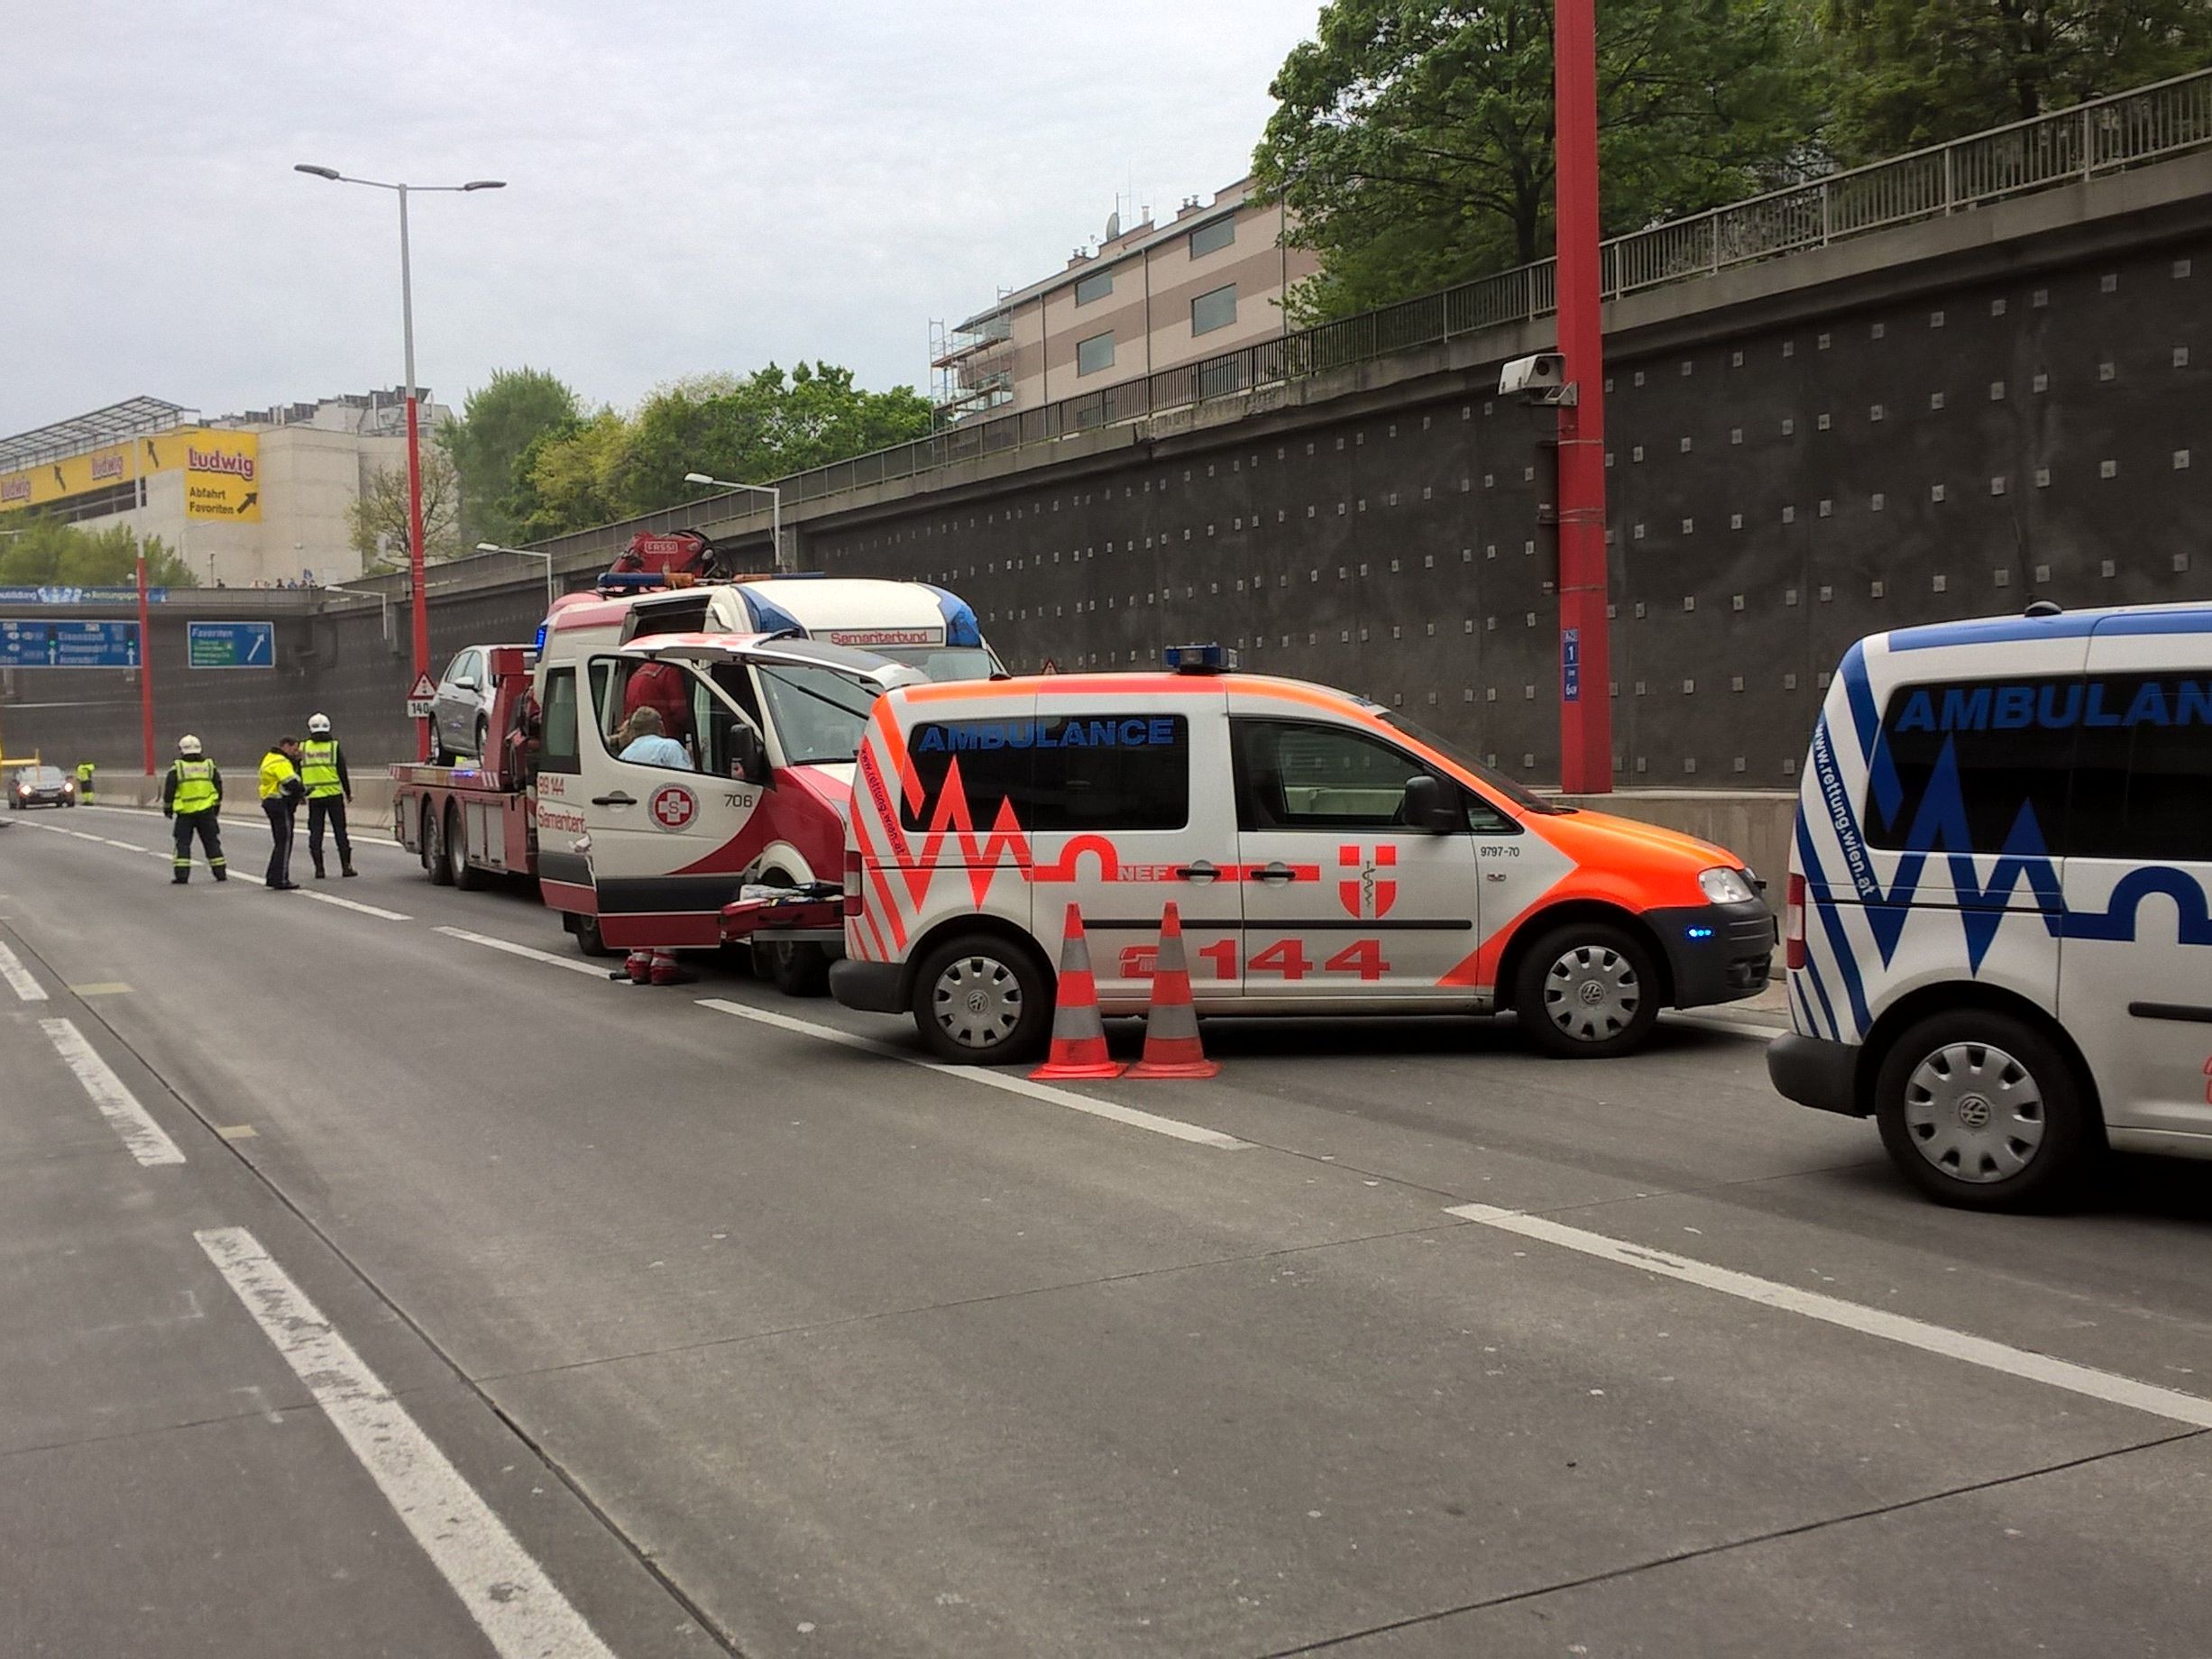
[
  {"x1": 683, "y1": 472, "x2": 785, "y2": 573},
  {"x1": 295, "y1": 163, "x2": 505, "y2": 758},
  {"x1": 476, "y1": 542, "x2": 556, "y2": 619}
]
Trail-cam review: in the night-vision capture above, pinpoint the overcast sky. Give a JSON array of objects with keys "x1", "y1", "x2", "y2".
[{"x1": 0, "y1": 0, "x2": 1320, "y2": 436}]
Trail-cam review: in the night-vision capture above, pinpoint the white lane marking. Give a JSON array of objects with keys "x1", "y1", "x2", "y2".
[
  {"x1": 39, "y1": 1017, "x2": 185, "y2": 1166},
  {"x1": 1446, "y1": 1203, "x2": 2212, "y2": 1430},
  {"x1": 435, "y1": 925, "x2": 611, "y2": 977},
  {"x1": 194, "y1": 1226, "x2": 618, "y2": 1659},
  {"x1": 300, "y1": 889, "x2": 412, "y2": 921},
  {"x1": 39, "y1": 822, "x2": 411, "y2": 920},
  {"x1": 67, "y1": 830, "x2": 107, "y2": 843},
  {"x1": 697, "y1": 996, "x2": 1251, "y2": 1150},
  {"x1": 0, "y1": 939, "x2": 48, "y2": 1001}
]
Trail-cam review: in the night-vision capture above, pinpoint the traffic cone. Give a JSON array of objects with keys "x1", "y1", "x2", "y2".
[
  {"x1": 1126, "y1": 901, "x2": 1218, "y2": 1080},
  {"x1": 1030, "y1": 903, "x2": 1125, "y2": 1080}
]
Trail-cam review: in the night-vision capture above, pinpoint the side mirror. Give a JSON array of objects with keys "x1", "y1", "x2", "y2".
[
  {"x1": 1402, "y1": 775, "x2": 1463, "y2": 834},
  {"x1": 454, "y1": 676, "x2": 479, "y2": 692},
  {"x1": 730, "y1": 725, "x2": 769, "y2": 786}
]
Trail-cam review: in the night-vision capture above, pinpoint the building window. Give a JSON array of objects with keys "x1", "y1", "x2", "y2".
[
  {"x1": 1191, "y1": 283, "x2": 1237, "y2": 336},
  {"x1": 1078, "y1": 331, "x2": 1115, "y2": 376},
  {"x1": 1189, "y1": 217, "x2": 1235, "y2": 259},
  {"x1": 1074, "y1": 269, "x2": 1114, "y2": 307}
]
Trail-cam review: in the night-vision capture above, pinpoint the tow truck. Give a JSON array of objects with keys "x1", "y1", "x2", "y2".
[
  {"x1": 390, "y1": 536, "x2": 950, "y2": 989},
  {"x1": 391, "y1": 645, "x2": 537, "y2": 891}
]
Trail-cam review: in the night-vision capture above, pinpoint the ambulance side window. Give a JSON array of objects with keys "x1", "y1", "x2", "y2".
[
  {"x1": 1231, "y1": 720, "x2": 1466, "y2": 830},
  {"x1": 2064, "y1": 673, "x2": 2212, "y2": 862},
  {"x1": 899, "y1": 715, "x2": 1189, "y2": 832},
  {"x1": 538, "y1": 669, "x2": 581, "y2": 775},
  {"x1": 1869, "y1": 676, "x2": 2079, "y2": 854}
]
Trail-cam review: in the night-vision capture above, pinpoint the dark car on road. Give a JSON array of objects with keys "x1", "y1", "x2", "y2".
[{"x1": 8, "y1": 765, "x2": 76, "y2": 809}]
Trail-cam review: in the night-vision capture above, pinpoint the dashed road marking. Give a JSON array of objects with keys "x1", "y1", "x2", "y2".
[
  {"x1": 69, "y1": 982, "x2": 133, "y2": 996},
  {"x1": 0, "y1": 939, "x2": 47, "y2": 1001},
  {"x1": 697, "y1": 996, "x2": 1252, "y2": 1150},
  {"x1": 40, "y1": 1017, "x2": 185, "y2": 1166},
  {"x1": 216, "y1": 1124, "x2": 258, "y2": 1140},
  {"x1": 435, "y1": 924, "x2": 610, "y2": 977},
  {"x1": 24, "y1": 819, "x2": 409, "y2": 920},
  {"x1": 195, "y1": 1226, "x2": 618, "y2": 1659},
  {"x1": 1446, "y1": 1202, "x2": 2212, "y2": 1430}
]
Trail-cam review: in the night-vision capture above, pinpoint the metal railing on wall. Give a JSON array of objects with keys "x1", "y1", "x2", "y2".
[{"x1": 538, "y1": 67, "x2": 2212, "y2": 560}]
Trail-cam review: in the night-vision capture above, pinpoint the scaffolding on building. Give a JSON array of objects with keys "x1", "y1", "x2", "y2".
[{"x1": 929, "y1": 310, "x2": 1015, "y2": 426}]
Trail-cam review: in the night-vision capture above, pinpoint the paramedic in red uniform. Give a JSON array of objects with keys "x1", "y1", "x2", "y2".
[{"x1": 620, "y1": 661, "x2": 691, "y2": 751}]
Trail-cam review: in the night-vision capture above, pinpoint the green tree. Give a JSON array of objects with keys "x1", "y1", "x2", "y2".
[
  {"x1": 1818, "y1": 0, "x2": 2212, "y2": 162},
  {"x1": 346, "y1": 449, "x2": 464, "y2": 573},
  {"x1": 620, "y1": 363, "x2": 932, "y2": 517},
  {"x1": 0, "y1": 519, "x2": 196, "y2": 587},
  {"x1": 442, "y1": 367, "x2": 581, "y2": 547},
  {"x1": 510, "y1": 409, "x2": 634, "y2": 542},
  {"x1": 509, "y1": 364, "x2": 933, "y2": 537},
  {"x1": 1254, "y1": 0, "x2": 1826, "y2": 321}
]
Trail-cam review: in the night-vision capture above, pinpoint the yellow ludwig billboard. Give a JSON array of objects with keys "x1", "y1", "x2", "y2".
[
  {"x1": 0, "y1": 425, "x2": 260, "y2": 521},
  {"x1": 179, "y1": 429, "x2": 261, "y2": 522},
  {"x1": 0, "y1": 443, "x2": 138, "y2": 513}
]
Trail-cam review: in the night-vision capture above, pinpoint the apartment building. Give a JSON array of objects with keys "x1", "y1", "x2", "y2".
[{"x1": 933, "y1": 177, "x2": 1320, "y2": 422}]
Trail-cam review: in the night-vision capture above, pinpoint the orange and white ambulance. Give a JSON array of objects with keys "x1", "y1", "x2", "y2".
[{"x1": 831, "y1": 646, "x2": 1775, "y2": 1063}]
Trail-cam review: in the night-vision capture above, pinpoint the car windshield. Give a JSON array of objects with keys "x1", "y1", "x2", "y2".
[
  {"x1": 754, "y1": 663, "x2": 885, "y2": 765},
  {"x1": 28, "y1": 767, "x2": 64, "y2": 786},
  {"x1": 1381, "y1": 712, "x2": 1565, "y2": 815},
  {"x1": 869, "y1": 645, "x2": 998, "y2": 683}
]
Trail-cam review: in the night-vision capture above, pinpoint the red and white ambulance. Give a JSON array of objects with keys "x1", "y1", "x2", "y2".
[
  {"x1": 534, "y1": 592, "x2": 924, "y2": 983},
  {"x1": 832, "y1": 646, "x2": 1774, "y2": 1062}
]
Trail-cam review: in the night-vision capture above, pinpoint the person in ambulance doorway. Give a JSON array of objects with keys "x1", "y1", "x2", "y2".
[
  {"x1": 161, "y1": 736, "x2": 225, "y2": 884},
  {"x1": 300, "y1": 712, "x2": 356, "y2": 879},
  {"x1": 620, "y1": 657, "x2": 692, "y2": 751},
  {"x1": 258, "y1": 737, "x2": 307, "y2": 891},
  {"x1": 74, "y1": 759, "x2": 95, "y2": 805}
]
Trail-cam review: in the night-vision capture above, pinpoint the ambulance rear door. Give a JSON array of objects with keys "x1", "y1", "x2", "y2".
[{"x1": 578, "y1": 644, "x2": 770, "y2": 948}]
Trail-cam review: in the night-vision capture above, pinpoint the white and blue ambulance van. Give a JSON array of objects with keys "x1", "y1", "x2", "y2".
[{"x1": 1769, "y1": 600, "x2": 2212, "y2": 1208}]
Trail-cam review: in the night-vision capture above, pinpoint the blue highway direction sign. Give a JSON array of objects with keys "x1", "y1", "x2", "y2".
[
  {"x1": 0, "y1": 619, "x2": 142, "y2": 669},
  {"x1": 187, "y1": 620, "x2": 274, "y2": 669}
]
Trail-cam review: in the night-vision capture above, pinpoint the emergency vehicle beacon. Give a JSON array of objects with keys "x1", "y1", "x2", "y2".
[
  {"x1": 834, "y1": 646, "x2": 1773, "y2": 1063},
  {"x1": 1770, "y1": 601, "x2": 2212, "y2": 1208}
]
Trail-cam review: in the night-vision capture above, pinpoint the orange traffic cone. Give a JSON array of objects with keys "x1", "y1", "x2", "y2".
[
  {"x1": 1126, "y1": 901, "x2": 1218, "y2": 1079},
  {"x1": 1030, "y1": 903, "x2": 1125, "y2": 1080}
]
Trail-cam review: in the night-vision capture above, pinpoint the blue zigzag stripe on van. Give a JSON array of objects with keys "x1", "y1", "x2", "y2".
[{"x1": 2061, "y1": 866, "x2": 2212, "y2": 945}]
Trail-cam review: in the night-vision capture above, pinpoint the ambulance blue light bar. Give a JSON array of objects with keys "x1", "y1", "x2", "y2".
[{"x1": 1164, "y1": 643, "x2": 1239, "y2": 674}]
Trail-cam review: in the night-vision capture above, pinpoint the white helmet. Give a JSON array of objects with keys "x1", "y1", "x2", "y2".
[
  {"x1": 177, "y1": 735, "x2": 204, "y2": 756},
  {"x1": 307, "y1": 712, "x2": 332, "y2": 736}
]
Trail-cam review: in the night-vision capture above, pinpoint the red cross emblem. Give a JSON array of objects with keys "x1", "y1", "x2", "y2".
[
  {"x1": 650, "y1": 785, "x2": 697, "y2": 830},
  {"x1": 1337, "y1": 842, "x2": 1398, "y2": 919}
]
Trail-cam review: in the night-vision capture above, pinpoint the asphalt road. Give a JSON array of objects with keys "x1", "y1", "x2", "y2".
[{"x1": 4, "y1": 802, "x2": 2209, "y2": 1658}]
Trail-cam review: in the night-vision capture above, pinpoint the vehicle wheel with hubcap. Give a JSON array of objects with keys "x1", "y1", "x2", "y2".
[
  {"x1": 445, "y1": 802, "x2": 482, "y2": 891},
  {"x1": 1513, "y1": 921, "x2": 1660, "y2": 1059},
  {"x1": 1874, "y1": 1011, "x2": 2095, "y2": 1210},
  {"x1": 910, "y1": 933, "x2": 1051, "y2": 1065},
  {"x1": 424, "y1": 801, "x2": 452, "y2": 885}
]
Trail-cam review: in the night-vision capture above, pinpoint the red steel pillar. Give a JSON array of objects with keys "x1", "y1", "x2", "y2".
[
  {"x1": 1553, "y1": 0, "x2": 1612, "y2": 794},
  {"x1": 136, "y1": 549, "x2": 155, "y2": 775}
]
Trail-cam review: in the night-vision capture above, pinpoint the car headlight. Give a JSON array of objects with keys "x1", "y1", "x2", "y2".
[{"x1": 1699, "y1": 866, "x2": 1757, "y2": 905}]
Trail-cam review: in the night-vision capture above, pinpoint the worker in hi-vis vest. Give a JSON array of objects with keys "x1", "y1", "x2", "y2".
[
  {"x1": 161, "y1": 736, "x2": 225, "y2": 884},
  {"x1": 73, "y1": 758, "x2": 95, "y2": 805},
  {"x1": 299, "y1": 712, "x2": 355, "y2": 878},
  {"x1": 258, "y1": 736, "x2": 307, "y2": 891}
]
